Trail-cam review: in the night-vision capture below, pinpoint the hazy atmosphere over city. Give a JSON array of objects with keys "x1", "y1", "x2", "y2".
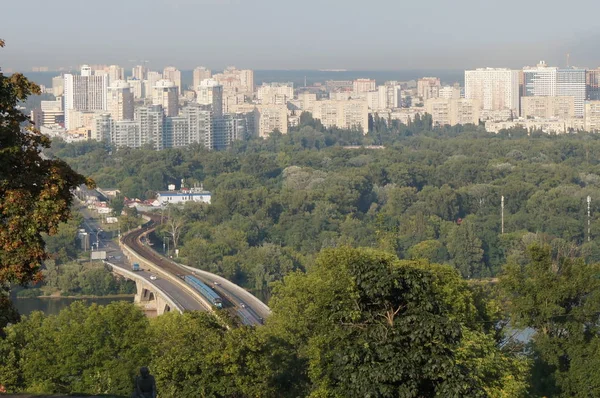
[
  {"x1": 7, "y1": 0, "x2": 600, "y2": 396},
  {"x1": 3, "y1": 0, "x2": 600, "y2": 70}
]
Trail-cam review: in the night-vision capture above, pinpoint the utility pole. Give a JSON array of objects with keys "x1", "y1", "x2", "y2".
[
  {"x1": 588, "y1": 195, "x2": 591, "y2": 242},
  {"x1": 501, "y1": 196, "x2": 505, "y2": 235}
]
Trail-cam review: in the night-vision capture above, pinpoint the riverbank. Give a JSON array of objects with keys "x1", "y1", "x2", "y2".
[{"x1": 36, "y1": 293, "x2": 135, "y2": 299}]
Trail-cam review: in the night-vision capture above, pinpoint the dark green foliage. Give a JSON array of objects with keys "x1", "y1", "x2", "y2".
[
  {"x1": 501, "y1": 244, "x2": 600, "y2": 396},
  {"x1": 43, "y1": 120, "x2": 600, "y2": 292}
]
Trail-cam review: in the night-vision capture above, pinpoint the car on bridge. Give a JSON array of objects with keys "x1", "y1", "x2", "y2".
[{"x1": 150, "y1": 275, "x2": 157, "y2": 280}]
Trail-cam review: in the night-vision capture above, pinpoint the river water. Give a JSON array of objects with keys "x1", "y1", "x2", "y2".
[{"x1": 13, "y1": 296, "x2": 135, "y2": 317}]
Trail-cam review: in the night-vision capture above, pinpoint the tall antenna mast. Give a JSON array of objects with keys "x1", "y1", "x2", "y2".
[{"x1": 567, "y1": 53, "x2": 570, "y2": 68}]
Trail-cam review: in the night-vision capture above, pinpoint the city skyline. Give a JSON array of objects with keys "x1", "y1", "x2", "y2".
[{"x1": 3, "y1": 0, "x2": 600, "y2": 71}]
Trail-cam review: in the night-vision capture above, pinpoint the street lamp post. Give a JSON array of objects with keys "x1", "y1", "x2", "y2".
[
  {"x1": 95, "y1": 229, "x2": 102, "y2": 249},
  {"x1": 501, "y1": 196, "x2": 505, "y2": 235},
  {"x1": 588, "y1": 195, "x2": 592, "y2": 242}
]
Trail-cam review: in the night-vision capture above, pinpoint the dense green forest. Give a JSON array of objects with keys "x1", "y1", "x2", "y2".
[{"x1": 46, "y1": 115, "x2": 600, "y2": 298}]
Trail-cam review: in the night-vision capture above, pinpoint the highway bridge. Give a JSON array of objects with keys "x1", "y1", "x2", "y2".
[
  {"x1": 78, "y1": 204, "x2": 208, "y2": 315},
  {"x1": 119, "y1": 213, "x2": 270, "y2": 326}
]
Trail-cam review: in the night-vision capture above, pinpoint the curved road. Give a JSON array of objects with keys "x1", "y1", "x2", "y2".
[
  {"x1": 79, "y1": 205, "x2": 207, "y2": 312},
  {"x1": 122, "y1": 214, "x2": 269, "y2": 326}
]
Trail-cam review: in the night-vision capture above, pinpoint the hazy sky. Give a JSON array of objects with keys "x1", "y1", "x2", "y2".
[{"x1": 2, "y1": 0, "x2": 600, "y2": 71}]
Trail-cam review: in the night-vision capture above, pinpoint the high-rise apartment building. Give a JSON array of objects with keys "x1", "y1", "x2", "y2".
[
  {"x1": 126, "y1": 78, "x2": 144, "y2": 99},
  {"x1": 586, "y1": 68, "x2": 600, "y2": 100},
  {"x1": 523, "y1": 61, "x2": 557, "y2": 97},
  {"x1": 64, "y1": 65, "x2": 108, "y2": 130},
  {"x1": 212, "y1": 114, "x2": 249, "y2": 149},
  {"x1": 152, "y1": 80, "x2": 179, "y2": 117},
  {"x1": 107, "y1": 65, "x2": 124, "y2": 85},
  {"x1": 229, "y1": 104, "x2": 288, "y2": 137},
  {"x1": 52, "y1": 76, "x2": 64, "y2": 97},
  {"x1": 523, "y1": 62, "x2": 586, "y2": 117},
  {"x1": 378, "y1": 82, "x2": 402, "y2": 109},
  {"x1": 135, "y1": 105, "x2": 165, "y2": 150},
  {"x1": 557, "y1": 68, "x2": 586, "y2": 117},
  {"x1": 240, "y1": 69, "x2": 254, "y2": 95},
  {"x1": 213, "y1": 67, "x2": 254, "y2": 96},
  {"x1": 181, "y1": 104, "x2": 213, "y2": 147},
  {"x1": 193, "y1": 67, "x2": 212, "y2": 89},
  {"x1": 39, "y1": 98, "x2": 64, "y2": 126},
  {"x1": 163, "y1": 66, "x2": 182, "y2": 95},
  {"x1": 439, "y1": 85, "x2": 462, "y2": 99},
  {"x1": 585, "y1": 101, "x2": 600, "y2": 132},
  {"x1": 196, "y1": 79, "x2": 223, "y2": 117},
  {"x1": 257, "y1": 82, "x2": 294, "y2": 105},
  {"x1": 92, "y1": 113, "x2": 112, "y2": 142},
  {"x1": 312, "y1": 100, "x2": 369, "y2": 133},
  {"x1": 353, "y1": 79, "x2": 376, "y2": 95},
  {"x1": 520, "y1": 96, "x2": 575, "y2": 120},
  {"x1": 97, "y1": 104, "x2": 250, "y2": 151},
  {"x1": 417, "y1": 77, "x2": 441, "y2": 101},
  {"x1": 256, "y1": 105, "x2": 288, "y2": 137},
  {"x1": 132, "y1": 65, "x2": 147, "y2": 81},
  {"x1": 145, "y1": 71, "x2": 162, "y2": 99},
  {"x1": 425, "y1": 98, "x2": 480, "y2": 126},
  {"x1": 107, "y1": 80, "x2": 134, "y2": 121},
  {"x1": 464, "y1": 68, "x2": 519, "y2": 113},
  {"x1": 366, "y1": 91, "x2": 381, "y2": 110}
]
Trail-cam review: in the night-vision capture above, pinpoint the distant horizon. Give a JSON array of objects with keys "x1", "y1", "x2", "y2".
[{"x1": 17, "y1": 69, "x2": 468, "y2": 88}]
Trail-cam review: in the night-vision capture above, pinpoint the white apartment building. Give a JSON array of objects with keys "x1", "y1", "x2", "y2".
[
  {"x1": 229, "y1": 104, "x2": 288, "y2": 137},
  {"x1": 256, "y1": 105, "x2": 288, "y2": 137},
  {"x1": 64, "y1": 65, "x2": 108, "y2": 130},
  {"x1": 193, "y1": 67, "x2": 212, "y2": 90},
  {"x1": 213, "y1": 67, "x2": 254, "y2": 96},
  {"x1": 145, "y1": 71, "x2": 162, "y2": 99},
  {"x1": 425, "y1": 98, "x2": 480, "y2": 126},
  {"x1": 585, "y1": 101, "x2": 600, "y2": 132},
  {"x1": 523, "y1": 61, "x2": 557, "y2": 97},
  {"x1": 367, "y1": 91, "x2": 381, "y2": 110},
  {"x1": 107, "y1": 65, "x2": 124, "y2": 85},
  {"x1": 521, "y1": 96, "x2": 575, "y2": 120},
  {"x1": 196, "y1": 79, "x2": 223, "y2": 117},
  {"x1": 132, "y1": 65, "x2": 147, "y2": 80},
  {"x1": 439, "y1": 85, "x2": 461, "y2": 99},
  {"x1": 135, "y1": 105, "x2": 165, "y2": 150},
  {"x1": 523, "y1": 62, "x2": 586, "y2": 117},
  {"x1": 52, "y1": 76, "x2": 64, "y2": 97},
  {"x1": 257, "y1": 82, "x2": 294, "y2": 105},
  {"x1": 464, "y1": 68, "x2": 519, "y2": 114},
  {"x1": 353, "y1": 79, "x2": 376, "y2": 95},
  {"x1": 163, "y1": 66, "x2": 182, "y2": 95},
  {"x1": 297, "y1": 92, "x2": 317, "y2": 112},
  {"x1": 312, "y1": 99, "x2": 369, "y2": 133},
  {"x1": 107, "y1": 80, "x2": 134, "y2": 121},
  {"x1": 417, "y1": 77, "x2": 441, "y2": 101},
  {"x1": 126, "y1": 78, "x2": 144, "y2": 99},
  {"x1": 378, "y1": 82, "x2": 402, "y2": 109},
  {"x1": 557, "y1": 68, "x2": 586, "y2": 118},
  {"x1": 485, "y1": 118, "x2": 584, "y2": 134},
  {"x1": 40, "y1": 99, "x2": 63, "y2": 126},
  {"x1": 240, "y1": 69, "x2": 254, "y2": 95},
  {"x1": 152, "y1": 80, "x2": 179, "y2": 117}
]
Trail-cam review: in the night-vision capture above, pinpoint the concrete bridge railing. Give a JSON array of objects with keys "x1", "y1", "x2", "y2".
[
  {"x1": 106, "y1": 261, "x2": 184, "y2": 315},
  {"x1": 118, "y1": 233, "x2": 215, "y2": 313}
]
